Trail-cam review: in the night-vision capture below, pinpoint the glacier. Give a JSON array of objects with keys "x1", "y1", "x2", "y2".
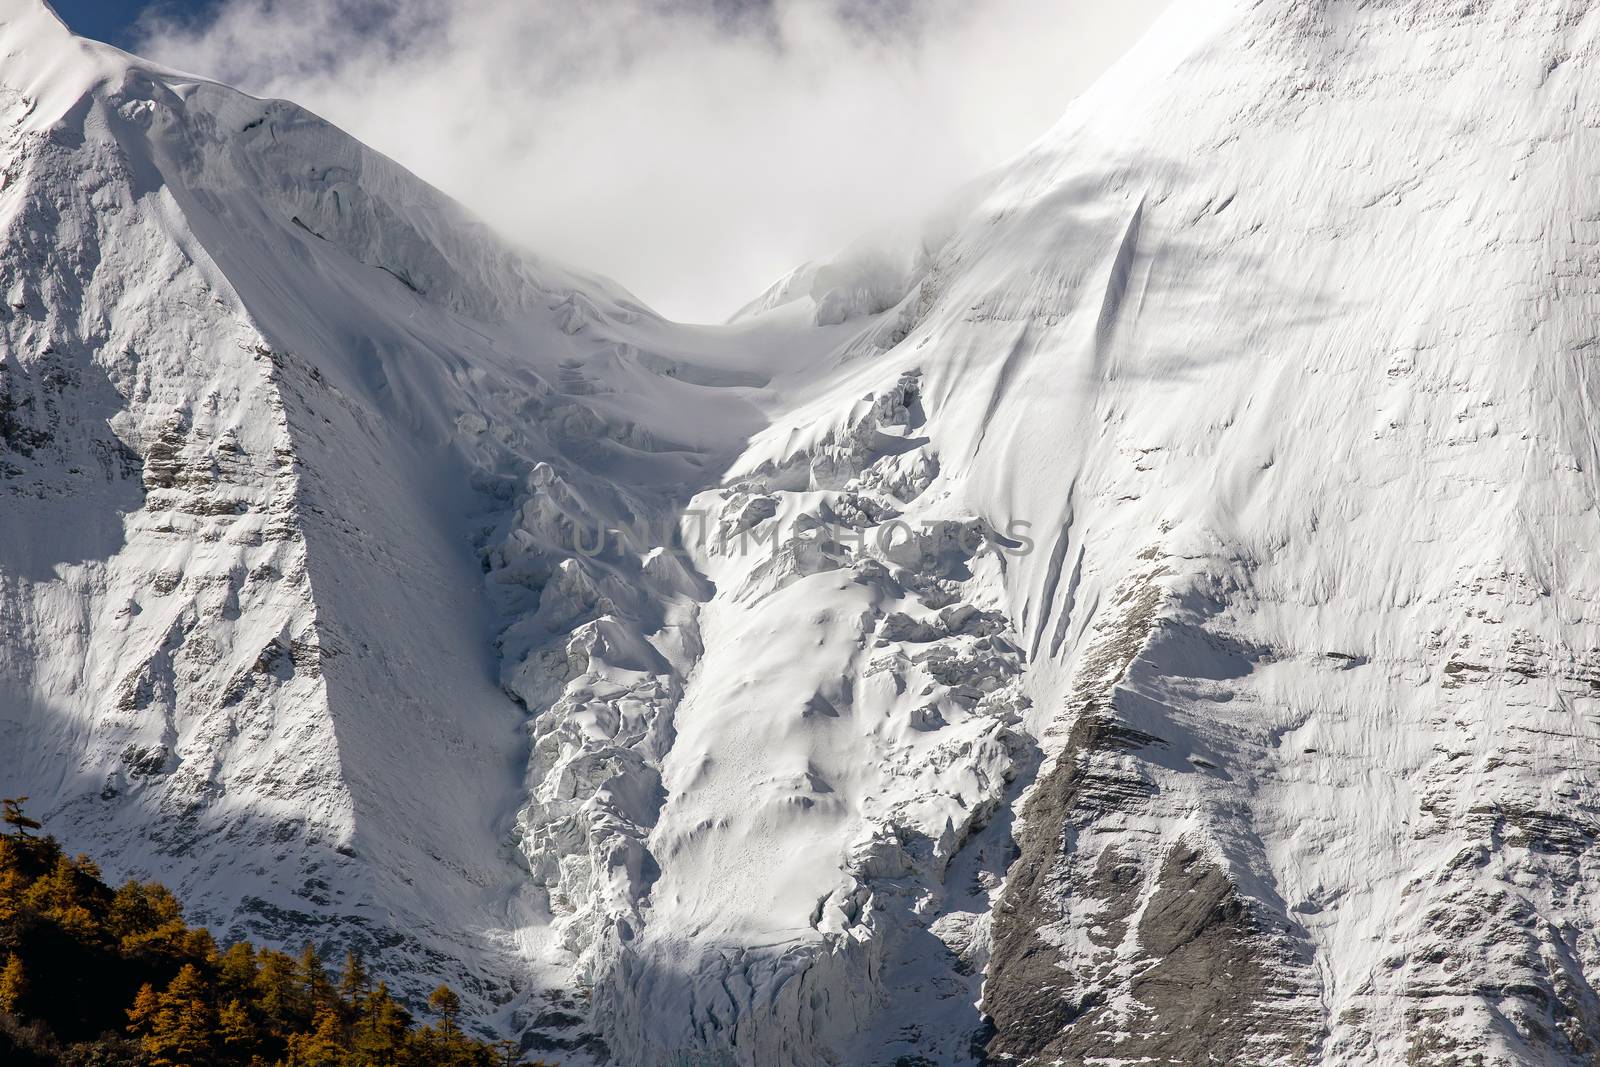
[{"x1": 6, "y1": 0, "x2": 1600, "y2": 1063}]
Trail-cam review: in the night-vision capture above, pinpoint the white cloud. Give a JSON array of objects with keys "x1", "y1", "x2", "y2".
[{"x1": 137, "y1": 0, "x2": 1170, "y2": 322}]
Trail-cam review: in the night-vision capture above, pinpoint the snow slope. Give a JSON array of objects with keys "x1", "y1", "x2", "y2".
[
  {"x1": 8, "y1": 0, "x2": 1600, "y2": 1063},
  {"x1": 0, "y1": 0, "x2": 841, "y2": 1042},
  {"x1": 602, "y1": 0, "x2": 1600, "y2": 1061}
]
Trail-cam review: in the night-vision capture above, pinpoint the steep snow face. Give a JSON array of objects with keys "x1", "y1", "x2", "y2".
[
  {"x1": 0, "y1": 0, "x2": 834, "y2": 1037},
  {"x1": 696, "y1": 0, "x2": 1600, "y2": 1063},
  {"x1": 10, "y1": 0, "x2": 1600, "y2": 1063},
  {"x1": 598, "y1": 0, "x2": 1600, "y2": 1061}
]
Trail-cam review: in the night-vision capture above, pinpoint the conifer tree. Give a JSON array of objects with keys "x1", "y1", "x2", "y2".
[
  {"x1": 1, "y1": 797, "x2": 40, "y2": 836},
  {"x1": 428, "y1": 984, "x2": 462, "y2": 1030},
  {"x1": 0, "y1": 841, "x2": 22, "y2": 926},
  {"x1": 131, "y1": 963, "x2": 218, "y2": 1067},
  {"x1": 416, "y1": 984, "x2": 487, "y2": 1066},
  {"x1": 1, "y1": 801, "x2": 533, "y2": 1066},
  {"x1": 217, "y1": 996, "x2": 256, "y2": 1058},
  {"x1": 352, "y1": 981, "x2": 411, "y2": 1065},
  {"x1": 127, "y1": 982, "x2": 160, "y2": 1035},
  {"x1": 283, "y1": 1004, "x2": 345, "y2": 1067},
  {"x1": 298, "y1": 942, "x2": 337, "y2": 1015},
  {"x1": 253, "y1": 948, "x2": 304, "y2": 1033},
  {"x1": 337, "y1": 949, "x2": 370, "y2": 1014},
  {"x1": 110, "y1": 879, "x2": 188, "y2": 954},
  {"x1": 24, "y1": 854, "x2": 106, "y2": 939},
  {"x1": 218, "y1": 941, "x2": 259, "y2": 998},
  {"x1": 183, "y1": 924, "x2": 220, "y2": 965},
  {"x1": 0, "y1": 953, "x2": 26, "y2": 1015}
]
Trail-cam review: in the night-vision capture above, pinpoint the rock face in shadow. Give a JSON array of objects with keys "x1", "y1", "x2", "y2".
[{"x1": 983, "y1": 685, "x2": 1324, "y2": 1066}]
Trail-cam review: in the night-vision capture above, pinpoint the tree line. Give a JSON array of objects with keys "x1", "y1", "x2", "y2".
[{"x1": 0, "y1": 797, "x2": 557, "y2": 1066}]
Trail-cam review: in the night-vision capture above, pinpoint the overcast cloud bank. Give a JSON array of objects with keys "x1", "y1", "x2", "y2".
[{"x1": 138, "y1": 0, "x2": 1167, "y2": 321}]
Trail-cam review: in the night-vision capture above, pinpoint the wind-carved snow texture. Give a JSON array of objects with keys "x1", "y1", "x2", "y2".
[{"x1": 10, "y1": 0, "x2": 1600, "y2": 1062}]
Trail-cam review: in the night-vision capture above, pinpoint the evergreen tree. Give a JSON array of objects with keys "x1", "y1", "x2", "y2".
[
  {"x1": 130, "y1": 964, "x2": 218, "y2": 1067},
  {"x1": 0, "y1": 953, "x2": 26, "y2": 1015},
  {"x1": 415, "y1": 984, "x2": 487, "y2": 1067},
  {"x1": 1, "y1": 797, "x2": 40, "y2": 836},
  {"x1": 110, "y1": 879, "x2": 189, "y2": 956},
  {"x1": 170, "y1": 968, "x2": 219, "y2": 1058},
  {"x1": 0, "y1": 801, "x2": 533, "y2": 1066},
  {"x1": 24, "y1": 854, "x2": 108, "y2": 940},
  {"x1": 253, "y1": 948, "x2": 305, "y2": 1034},
  {"x1": 217, "y1": 996, "x2": 256, "y2": 1058},
  {"x1": 283, "y1": 1004, "x2": 344, "y2": 1067},
  {"x1": 298, "y1": 942, "x2": 337, "y2": 1015},
  {"x1": 428, "y1": 984, "x2": 462, "y2": 1030},
  {"x1": 217, "y1": 941, "x2": 259, "y2": 998},
  {"x1": 182, "y1": 925, "x2": 220, "y2": 966},
  {"x1": 0, "y1": 841, "x2": 23, "y2": 927},
  {"x1": 0, "y1": 833, "x2": 59, "y2": 928},
  {"x1": 337, "y1": 950, "x2": 370, "y2": 1014},
  {"x1": 126, "y1": 983, "x2": 160, "y2": 1036},
  {"x1": 351, "y1": 982, "x2": 410, "y2": 1065}
]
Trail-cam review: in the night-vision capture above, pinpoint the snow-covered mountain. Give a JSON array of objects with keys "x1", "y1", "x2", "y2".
[{"x1": 7, "y1": 0, "x2": 1600, "y2": 1063}]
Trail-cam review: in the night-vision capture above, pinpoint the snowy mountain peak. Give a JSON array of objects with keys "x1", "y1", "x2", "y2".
[
  {"x1": 8, "y1": 0, "x2": 1600, "y2": 1063},
  {"x1": 1, "y1": 0, "x2": 125, "y2": 125}
]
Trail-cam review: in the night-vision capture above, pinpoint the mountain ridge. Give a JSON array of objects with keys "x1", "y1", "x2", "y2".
[{"x1": 7, "y1": 0, "x2": 1600, "y2": 1064}]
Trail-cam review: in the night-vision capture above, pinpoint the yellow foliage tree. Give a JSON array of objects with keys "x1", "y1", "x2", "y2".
[
  {"x1": 284, "y1": 1004, "x2": 346, "y2": 1067},
  {"x1": 128, "y1": 963, "x2": 217, "y2": 1067},
  {"x1": 0, "y1": 953, "x2": 26, "y2": 1015}
]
